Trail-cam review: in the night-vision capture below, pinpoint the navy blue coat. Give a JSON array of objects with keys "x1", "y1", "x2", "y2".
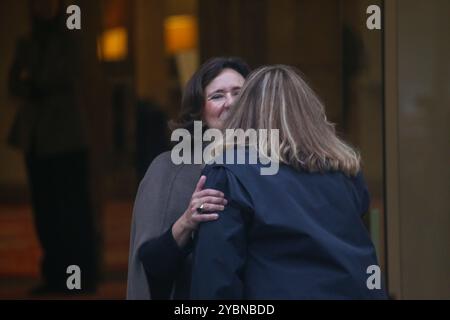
[{"x1": 190, "y1": 160, "x2": 387, "y2": 299}]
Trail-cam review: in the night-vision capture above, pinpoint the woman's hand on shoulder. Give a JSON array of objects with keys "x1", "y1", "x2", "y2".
[{"x1": 172, "y1": 175, "x2": 227, "y2": 248}]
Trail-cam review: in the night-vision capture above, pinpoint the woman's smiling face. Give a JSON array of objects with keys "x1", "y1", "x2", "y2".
[{"x1": 203, "y1": 68, "x2": 245, "y2": 129}]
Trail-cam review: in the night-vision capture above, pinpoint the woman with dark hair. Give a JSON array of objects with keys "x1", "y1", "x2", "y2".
[{"x1": 127, "y1": 57, "x2": 251, "y2": 299}]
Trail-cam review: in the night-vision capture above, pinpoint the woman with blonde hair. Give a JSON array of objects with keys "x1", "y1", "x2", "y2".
[{"x1": 190, "y1": 65, "x2": 387, "y2": 299}]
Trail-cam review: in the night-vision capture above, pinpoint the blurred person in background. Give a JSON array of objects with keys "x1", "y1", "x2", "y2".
[{"x1": 8, "y1": 0, "x2": 98, "y2": 295}]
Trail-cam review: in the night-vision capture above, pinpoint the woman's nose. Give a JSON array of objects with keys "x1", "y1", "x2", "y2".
[{"x1": 223, "y1": 93, "x2": 234, "y2": 108}]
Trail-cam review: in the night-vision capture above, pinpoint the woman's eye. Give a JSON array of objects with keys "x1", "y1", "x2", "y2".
[
  {"x1": 232, "y1": 90, "x2": 241, "y2": 96},
  {"x1": 210, "y1": 94, "x2": 224, "y2": 100}
]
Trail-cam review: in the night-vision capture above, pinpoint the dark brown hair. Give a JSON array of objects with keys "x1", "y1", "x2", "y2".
[{"x1": 169, "y1": 56, "x2": 251, "y2": 132}]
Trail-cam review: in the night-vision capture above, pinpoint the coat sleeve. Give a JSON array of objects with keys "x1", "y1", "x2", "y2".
[
  {"x1": 138, "y1": 223, "x2": 193, "y2": 299},
  {"x1": 190, "y1": 165, "x2": 252, "y2": 300},
  {"x1": 8, "y1": 38, "x2": 31, "y2": 98},
  {"x1": 351, "y1": 171, "x2": 371, "y2": 216},
  {"x1": 126, "y1": 152, "x2": 183, "y2": 299}
]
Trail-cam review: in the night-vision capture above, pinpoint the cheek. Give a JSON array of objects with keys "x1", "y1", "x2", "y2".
[
  {"x1": 203, "y1": 101, "x2": 222, "y2": 121},
  {"x1": 230, "y1": 95, "x2": 239, "y2": 105}
]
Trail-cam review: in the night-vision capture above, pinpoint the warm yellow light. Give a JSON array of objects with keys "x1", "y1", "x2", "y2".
[
  {"x1": 98, "y1": 27, "x2": 128, "y2": 61},
  {"x1": 164, "y1": 15, "x2": 198, "y2": 54}
]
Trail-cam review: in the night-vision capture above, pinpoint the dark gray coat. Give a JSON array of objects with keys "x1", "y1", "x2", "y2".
[
  {"x1": 8, "y1": 34, "x2": 86, "y2": 156},
  {"x1": 126, "y1": 151, "x2": 203, "y2": 299}
]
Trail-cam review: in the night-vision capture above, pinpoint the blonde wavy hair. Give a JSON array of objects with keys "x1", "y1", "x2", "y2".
[{"x1": 212, "y1": 65, "x2": 361, "y2": 176}]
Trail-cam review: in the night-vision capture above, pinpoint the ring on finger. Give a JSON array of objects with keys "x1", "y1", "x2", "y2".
[{"x1": 196, "y1": 203, "x2": 205, "y2": 214}]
